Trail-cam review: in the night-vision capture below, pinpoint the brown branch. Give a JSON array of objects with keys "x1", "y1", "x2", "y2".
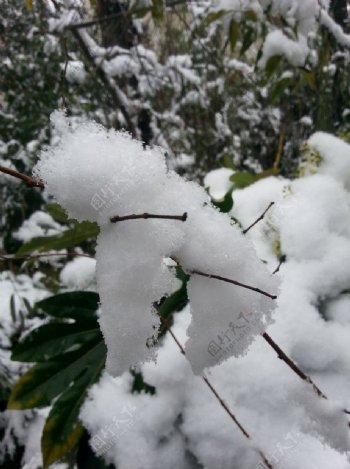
[
  {"x1": 242, "y1": 202, "x2": 274, "y2": 235},
  {"x1": 0, "y1": 165, "x2": 44, "y2": 188},
  {"x1": 158, "y1": 315, "x2": 272, "y2": 468},
  {"x1": 110, "y1": 212, "x2": 187, "y2": 223},
  {"x1": 262, "y1": 332, "x2": 327, "y2": 399},
  {"x1": 190, "y1": 270, "x2": 277, "y2": 300}
]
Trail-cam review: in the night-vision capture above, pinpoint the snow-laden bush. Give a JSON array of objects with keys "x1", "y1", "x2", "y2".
[
  {"x1": 28, "y1": 114, "x2": 350, "y2": 468},
  {"x1": 34, "y1": 112, "x2": 278, "y2": 376}
]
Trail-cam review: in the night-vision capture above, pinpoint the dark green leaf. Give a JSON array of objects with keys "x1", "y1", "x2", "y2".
[
  {"x1": 131, "y1": 370, "x2": 156, "y2": 395},
  {"x1": 240, "y1": 26, "x2": 256, "y2": 55},
  {"x1": 245, "y1": 9, "x2": 258, "y2": 22},
  {"x1": 12, "y1": 322, "x2": 101, "y2": 362},
  {"x1": 44, "y1": 203, "x2": 68, "y2": 224},
  {"x1": 211, "y1": 189, "x2": 234, "y2": 213},
  {"x1": 265, "y1": 55, "x2": 282, "y2": 78},
  {"x1": 41, "y1": 345, "x2": 105, "y2": 467},
  {"x1": 10, "y1": 294, "x2": 16, "y2": 322},
  {"x1": 269, "y1": 77, "x2": 293, "y2": 103},
  {"x1": 202, "y1": 9, "x2": 226, "y2": 27},
  {"x1": 8, "y1": 340, "x2": 104, "y2": 409},
  {"x1": 300, "y1": 69, "x2": 316, "y2": 90},
  {"x1": 229, "y1": 19, "x2": 240, "y2": 52},
  {"x1": 36, "y1": 291, "x2": 100, "y2": 322},
  {"x1": 151, "y1": 0, "x2": 164, "y2": 21}
]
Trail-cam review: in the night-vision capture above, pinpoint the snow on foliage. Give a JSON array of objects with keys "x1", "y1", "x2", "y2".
[
  {"x1": 79, "y1": 131, "x2": 350, "y2": 469},
  {"x1": 34, "y1": 112, "x2": 278, "y2": 376}
]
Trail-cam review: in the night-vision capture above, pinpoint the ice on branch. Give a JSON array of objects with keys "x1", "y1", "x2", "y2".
[{"x1": 34, "y1": 112, "x2": 278, "y2": 376}]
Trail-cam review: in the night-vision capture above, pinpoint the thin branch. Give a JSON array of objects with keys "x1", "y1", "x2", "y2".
[
  {"x1": 272, "y1": 255, "x2": 286, "y2": 275},
  {"x1": 110, "y1": 212, "x2": 187, "y2": 223},
  {"x1": 242, "y1": 202, "x2": 274, "y2": 235},
  {"x1": 0, "y1": 165, "x2": 44, "y2": 188},
  {"x1": 158, "y1": 315, "x2": 272, "y2": 468},
  {"x1": 263, "y1": 332, "x2": 350, "y2": 418},
  {"x1": 190, "y1": 270, "x2": 277, "y2": 300},
  {"x1": 262, "y1": 332, "x2": 326, "y2": 398}
]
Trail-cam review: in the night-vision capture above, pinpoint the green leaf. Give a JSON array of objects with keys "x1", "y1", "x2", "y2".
[
  {"x1": 131, "y1": 370, "x2": 156, "y2": 395},
  {"x1": 36, "y1": 291, "x2": 100, "y2": 322},
  {"x1": 269, "y1": 77, "x2": 293, "y2": 103},
  {"x1": 158, "y1": 268, "x2": 188, "y2": 320},
  {"x1": 133, "y1": 6, "x2": 151, "y2": 18},
  {"x1": 229, "y1": 19, "x2": 240, "y2": 52},
  {"x1": 202, "y1": 10, "x2": 226, "y2": 27},
  {"x1": 245, "y1": 9, "x2": 258, "y2": 22},
  {"x1": 12, "y1": 323, "x2": 101, "y2": 362},
  {"x1": 16, "y1": 221, "x2": 99, "y2": 255},
  {"x1": 300, "y1": 69, "x2": 316, "y2": 90},
  {"x1": 24, "y1": 0, "x2": 32, "y2": 11},
  {"x1": 211, "y1": 189, "x2": 234, "y2": 213},
  {"x1": 44, "y1": 203, "x2": 68, "y2": 224},
  {"x1": 151, "y1": 0, "x2": 164, "y2": 21},
  {"x1": 229, "y1": 171, "x2": 256, "y2": 188},
  {"x1": 10, "y1": 294, "x2": 16, "y2": 322},
  {"x1": 41, "y1": 344, "x2": 105, "y2": 467},
  {"x1": 240, "y1": 25, "x2": 256, "y2": 55},
  {"x1": 8, "y1": 340, "x2": 104, "y2": 409},
  {"x1": 221, "y1": 154, "x2": 235, "y2": 170},
  {"x1": 265, "y1": 55, "x2": 282, "y2": 78}
]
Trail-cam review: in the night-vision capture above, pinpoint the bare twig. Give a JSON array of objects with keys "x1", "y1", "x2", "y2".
[
  {"x1": 0, "y1": 165, "x2": 44, "y2": 188},
  {"x1": 262, "y1": 332, "x2": 327, "y2": 398},
  {"x1": 272, "y1": 255, "x2": 286, "y2": 275},
  {"x1": 263, "y1": 332, "x2": 350, "y2": 418},
  {"x1": 110, "y1": 212, "x2": 187, "y2": 223},
  {"x1": 190, "y1": 270, "x2": 277, "y2": 300},
  {"x1": 158, "y1": 315, "x2": 272, "y2": 468},
  {"x1": 242, "y1": 202, "x2": 274, "y2": 235}
]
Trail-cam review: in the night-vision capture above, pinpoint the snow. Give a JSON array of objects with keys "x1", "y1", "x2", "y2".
[
  {"x1": 14, "y1": 211, "x2": 63, "y2": 242},
  {"x1": 307, "y1": 132, "x2": 350, "y2": 190},
  {"x1": 34, "y1": 112, "x2": 278, "y2": 376},
  {"x1": 203, "y1": 167, "x2": 234, "y2": 200},
  {"x1": 59, "y1": 256, "x2": 96, "y2": 290},
  {"x1": 78, "y1": 128, "x2": 350, "y2": 468},
  {"x1": 259, "y1": 30, "x2": 309, "y2": 68},
  {"x1": 65, "y1": 60, "x2": 87, "y2": 84}
]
